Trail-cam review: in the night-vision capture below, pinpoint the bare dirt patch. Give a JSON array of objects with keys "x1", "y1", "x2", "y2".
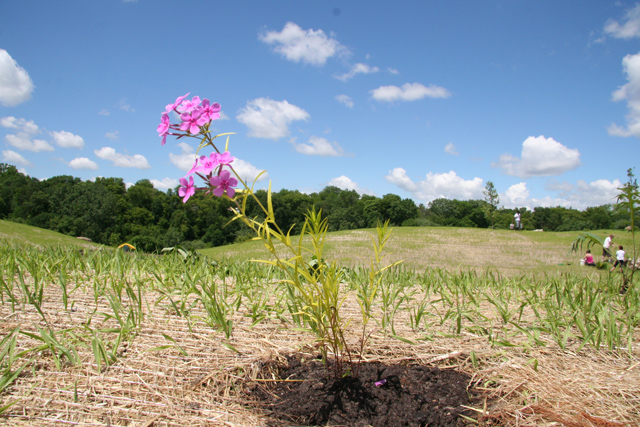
[{"x1": 247, "y1": 354, "x2": 477, "y2": 427}]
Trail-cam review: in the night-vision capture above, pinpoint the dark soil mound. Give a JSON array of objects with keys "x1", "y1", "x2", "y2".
[{"x1": 248, "y1": 355, "x2": 478, "y2": 427}]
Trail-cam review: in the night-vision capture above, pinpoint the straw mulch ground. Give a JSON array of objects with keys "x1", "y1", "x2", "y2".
[{"x1": 1, "y1": 279, "x2": 639, "y2": 426}]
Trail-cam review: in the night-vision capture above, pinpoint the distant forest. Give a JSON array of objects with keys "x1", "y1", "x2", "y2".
[{"x1": 0, "y1": 163, "x2": 630, "y2": 252}]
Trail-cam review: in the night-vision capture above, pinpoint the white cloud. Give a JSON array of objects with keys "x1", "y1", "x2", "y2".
[
  {"x1": 371, "y1": 82, "x2": 451, "y2": 102},
  {"x1": 2, "y1": 149, "x2": 31, "y2": 166},
  {"x1": 544, "y1": 179, "x2": 575, "y2": 193},
  {"x1": 335, "y1": 63, "x2": 379, "y2": 82},
  {"x1": 328, "y1": 175, "x2": 374, "y2": 196},
  {"x1": 232, "y1": 158, "x2": 269, "y2": 184},
  {"x1": 169, "y1": 153, "x2": 194, "y2": 172},
  {"x1": 0, "y1": 49, "x2": 34, "y2": 107},
  {"x1": 105, "y1": 131, "x2": 119, "y2": 141},
  {"x1": 99, "y1": 109, "x2": 110, "y2": 116},
  {"x1": 5, "y1": 133, "x2": 54, "y2": 152},
  {"x1": 501, "y1": 178, "x2": 621, "y2": 210},
  {"x1": 608, "y1": 51, "x2": 640, "y2": 137},
  {"x1": 169, "y1": 142, "x2": 196, "y2": 172},
  {"x1": 68, "y1": 157, "x2": 99, "y2": 170},
  {"x1": 604, "y1": 4, "x2": 640, "y2": 39},
  {"x1": 150, "y1": 177, "x2": 179, "y2": 190},
  {"x1": 572, "y1": 179, "x2": 621, "y2": 207},
  {"x1": 444, "y1": 142, "x2": 459, "y2": 155},
  {"x1": 492, "y1": 136, "x2": 580, "y2": 178},
  {"x1": 52, "y1": 130, "x2": 84, "y2": 149},
  {"x1": 259, "y1": 22, "x2": 347, "y2": 66},
  {"x1": 386, "y1": 167, "x2": 619, "y2": 210},
  {"x1": 118, "y1": 98, "x2": 134, "y2": 112},
  {"x1": 388, "y1": 68, "x2": 399, "y2": 75},
  {"x1": 0, "y1": 116, "x2": 38, "y2": 134},
  {"x1": 543, "y1": 179, "x2": 621, "y2": 207},
  {"x1": 95, "y1": 146, "x2": 150, "y2": 169},
  {"x1": 237, "y1": 98, "x2": 309, "y2": 140},
  {"x1": 385, "y1": 168, "x2": 419, "y2": 193},
  {"x1": 0, "y1": 116, "x2": 48, "y2": 153},
  {"x1": 503, "y1": 183, "x2": 530, "y2": 207},
  {"x1": 335, "y1": 94, "x2": 354, "y2": 108},
  {"x1": 291, "y1": 136, "x2": 345, "y2": 156},
  {"x1": 386, "y1": 167, "x2": 484, "y2": 203}
]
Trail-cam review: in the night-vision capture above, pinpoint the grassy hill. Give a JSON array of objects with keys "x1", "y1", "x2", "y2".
[
  {"x1": 0, "y1": 219, "x2": 105, "y2": 249},
  {"x1": 2, "y1": 218, "x2": 634, "y2": 277},
  {"x1": 201, "y1": 226, "x2": 634, "y2": 277}
]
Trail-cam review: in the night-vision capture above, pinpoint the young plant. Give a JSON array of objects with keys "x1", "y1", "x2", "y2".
[
  {"x1": 156, "y1": 94, "x2": 402, "y2": 377},
  {"x1": 615, "y1": 168, "x2": 639, "y2": 291},
  {"x1": 0, "y1": 326, "x2": 30, "y2": 394}
]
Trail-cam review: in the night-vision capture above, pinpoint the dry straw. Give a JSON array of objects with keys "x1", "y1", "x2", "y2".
[
  {"x1": 1, "y1": 233, "x2": 639, "y2": 426},
  {"x1": 1, "y1": 275, "x2": 638, "y2": 426}
]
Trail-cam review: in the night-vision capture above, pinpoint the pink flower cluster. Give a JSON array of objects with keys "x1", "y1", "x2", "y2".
[
  {"x1": 158, "y1": 94, "x2": 237, "y2": 203},
  {"x1": 157, "y1": 93, "x2": 221, "y2": 145}
]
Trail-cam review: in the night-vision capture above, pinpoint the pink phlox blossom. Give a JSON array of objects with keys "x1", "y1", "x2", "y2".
[
  {"x1": 188, "y1": 152, "x2": 219, "y2": 175},
  {"x1": 177, "y1": 96, "x2": 202, "y2": 113},
  {"x1": 210, "y1": 169, "x2": 238, "y2": 198},
  {"x1": 157, "y1": 114, "x2": 171, "y2": 145},
  {"x1": 187, "y1": 157, "x2": 202, "y2": 175},
  {"x1": 200, "y1": 99, "x2": 221, "y2": 122},
  {"x1": 164, "y1": 93, "x2": 190, "y2": 114},
  {"x1": 178, "y1": 175, "x2": 196, "y2": 203},
  {"x1": 179, "y1": 109, "x2": 207, "y2": 134},
  {"x1": 217, "y1": 151, "x2": 235, "y2": 166}
]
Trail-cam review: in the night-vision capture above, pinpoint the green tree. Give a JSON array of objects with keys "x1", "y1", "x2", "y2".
[
  {"x1": 482, "y1": 181, "x2": 500, "y2": 228},
  {"x1": 532, "y1": 207, "x2": 563, "y2": 231},
  {"x1": 583, "y1": 205, "x2": 613, "y2": 230},
  {"x1": 127, "y1": 179, "x2": 156, "y2": 211},
  {"x1": 362, "y1": 197, "x2": 384, "y2": 228}
]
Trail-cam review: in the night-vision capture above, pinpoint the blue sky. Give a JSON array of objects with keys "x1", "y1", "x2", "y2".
[{"x1": 1, "y1": 0, "x2": 639, "y2": 210}]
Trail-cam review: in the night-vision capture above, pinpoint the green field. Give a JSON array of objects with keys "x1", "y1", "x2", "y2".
[
  {"x1": 0, "y1": 219, "x2": 105, "y2": 249},
  {"x1": 201, "y1": 225, "x2": 636, "y2": 277},
  {"x1": 2, "y1": 218, "x2": 633, "y2": 276},
  {"x1": 0, "y1": 221, "x2": 638, "y2": 426}
]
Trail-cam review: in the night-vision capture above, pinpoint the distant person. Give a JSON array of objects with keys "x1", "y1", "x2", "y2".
[
  {"x1": 582, "y1": 250, "x2": 596, "y2": 267},
  {"x1": 514, "y1": 210, "x2": 521, "y2": 230},
  {"x1": 610, "y1": 245, "x2": 626, "y2": 273},
  {"x1": 602, "y1": 234, "x2": 614, "y2": 262}
]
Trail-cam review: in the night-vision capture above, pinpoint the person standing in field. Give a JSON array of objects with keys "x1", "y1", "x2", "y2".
[
  {"x1": 583, "y1": 250, "x2": 596, "y2": 267},
  {"x1": 514, "y1": 210, "x2": 522, "y2": 230},
  {"x1": 610, "y1": 245, "x2": 626, "y2": 273},
  {"x1": 602, "y1": 234, "x2": 614, "y2": 262}
]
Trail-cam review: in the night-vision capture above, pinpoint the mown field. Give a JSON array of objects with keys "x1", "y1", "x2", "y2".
[
  {"x1": 202, "y1": 225, "x2": 636, "y2": 277},
  {"x1": 0, "y1": 220, "x2": 639, "y2": 426}
]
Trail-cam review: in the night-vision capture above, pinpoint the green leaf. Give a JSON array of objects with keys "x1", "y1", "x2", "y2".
[
  {"x1": 0, "y1": 398, "x2": 21, "y2": 415},
  {"x1": 146, "y1": 345, "x2": 174, "y2": 352},
  {"x1": 391, "y1": 334, "x2": 416, "y2": 345},
  {"x1": 221, "y1": 342, "x2": 239, "y2": 353}
]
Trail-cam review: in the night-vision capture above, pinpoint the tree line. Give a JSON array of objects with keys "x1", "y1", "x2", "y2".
[{"x1": 0, "y1": 163, "x2": 630, "y2": 252}]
